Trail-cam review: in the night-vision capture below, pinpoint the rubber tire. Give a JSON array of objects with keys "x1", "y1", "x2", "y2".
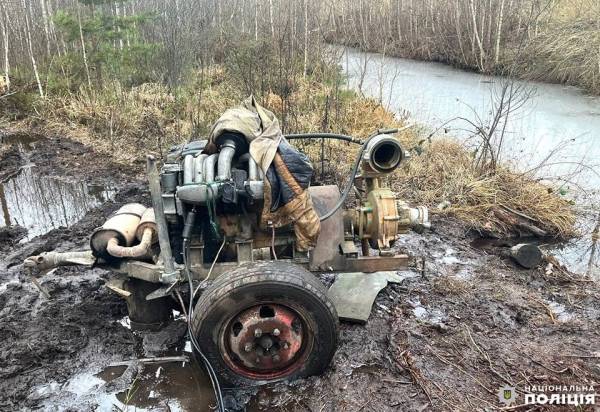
[{"x1": 191, "y1": 261, "x2": 339, "y2": 386}]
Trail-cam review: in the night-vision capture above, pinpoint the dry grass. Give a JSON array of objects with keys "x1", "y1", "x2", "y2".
[
  {"x1": 393, "y1": 139, "x2": 576, "y2": 237},
  {"x1": 39, "y1": 66, "x2": 238, "y2": 162},
  {"x1": 432, "y1": 276, "x2": 470, "y2": 296},
  {"x1": 513, "y1": 1, "x2": 600, "y2": 94}
]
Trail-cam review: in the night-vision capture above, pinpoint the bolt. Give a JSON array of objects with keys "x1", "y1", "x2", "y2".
[
  {"x1": 282, "y1": 342, "x2": 289, "y2": 350},
  {"x1": 273, "y1": 354, "x2": 280, "y2": 362},
  {"x1": 254, "y1": 328, "x2": 262, "y2": 338},
  {"x1": 272, "y1": 328, "x2": 280, "y2": 336},
  {"x1": 244, "y1": 342, "x2": 253, "y2": 352}
]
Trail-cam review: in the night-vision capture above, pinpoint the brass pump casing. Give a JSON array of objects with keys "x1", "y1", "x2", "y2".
[{"x1": 346, "y1": 135, "x2": 429, "y2": 255}]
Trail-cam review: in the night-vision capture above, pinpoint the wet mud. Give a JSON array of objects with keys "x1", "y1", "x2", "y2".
[{"x1": 1, "y1": 131, "x2": 599, "y2": 411}]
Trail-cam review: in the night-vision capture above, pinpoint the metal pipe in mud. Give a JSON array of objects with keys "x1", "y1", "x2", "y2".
[
  {"x1": 147, "y1": 155, "x2": 177, "y2": 282},
  {"x1": 23, "y1": 250, "x2": 96, "y2": 270}
]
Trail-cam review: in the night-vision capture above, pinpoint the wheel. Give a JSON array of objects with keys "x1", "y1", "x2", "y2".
[{"x1": 191, "y1": 261, "x2": 339, "y2": 386}]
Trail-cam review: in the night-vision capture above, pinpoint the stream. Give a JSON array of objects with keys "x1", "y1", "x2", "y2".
[{"x1": 340, "y1": 47, "x2": 600, "y2": 276}]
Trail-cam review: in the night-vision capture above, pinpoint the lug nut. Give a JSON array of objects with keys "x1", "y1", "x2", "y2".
[
  {"x1": 244, "y1": 342, "x2": 253, "y2": 352},
  {"x1": 254, "y1": 328, "x2": 262, "y2": 338},
  {"x1": 282, "y1": 342, "x2": 289, "y2": 350},
  {"x1": 272, "y1": 328, "x2": 280, "y2": 336},
  {"x1": 273, "y1": 354, "x2": 280, "y2": 362}
]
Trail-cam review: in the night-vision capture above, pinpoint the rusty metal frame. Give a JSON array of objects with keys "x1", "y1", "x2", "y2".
[{"x1": 117, "y1": 252, "x2": 414, "y2": 284}]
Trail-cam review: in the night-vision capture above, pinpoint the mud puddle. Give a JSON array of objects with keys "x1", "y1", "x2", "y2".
[
  {"x1": 0, "y1": 166, "x2": 115, "y2": 240},
  {"x1": 544, "y1": 211, "x2": 599, "y2": 277},
  {"x1": 39, "y1": 354, "x2": 216, "y2": 411},
  {"x1": 0, "y1": 132, "x2": 116, "y2": 240}
]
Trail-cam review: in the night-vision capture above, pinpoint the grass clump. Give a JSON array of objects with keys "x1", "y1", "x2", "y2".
[{"x1": 393, "y1": 139, "x2": 576, "y2": 238}]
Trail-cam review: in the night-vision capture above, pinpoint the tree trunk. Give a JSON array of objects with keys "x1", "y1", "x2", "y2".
[
  {"x1": 241, "y1": 0, "x2": 246, "y2": 34},
  {"x1": 269, "y1": 0, "x2": 275, "y2": 39},
  {"x1": 469, "y1": 0, "x2": 486, "y2": 71},
  {"x1": 22, "y1": 0, "x2": 43, "y2": 97},
  {"x1": 1, "y1": 7, "x2": 9, "y2": 92},
  {"x1": 254, "y1": 0, "x2": 259, "y2": 41},
  {"x1": 495, "y1": 0, "x2": 506, "y2": 65},
  {"x1": 303, "y1": 0, "x2": 308, "y2": 78},
  {"x1": 40, "y1": 0, "x2": 51, "y2": 56},
  {"x1": 77, "y1": 3, "x2": 92, "y2": 88},
  {"x1": 116, "y1": 2, "x2": 124, "y2": 50},
  {"x1": 455, "y1": 1, "x2": 468, "y2": 66}
]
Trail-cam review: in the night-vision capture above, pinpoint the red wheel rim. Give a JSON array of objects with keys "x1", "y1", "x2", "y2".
[{"x1": 219, "y1": 303, "x2": 312, "y2": 380}]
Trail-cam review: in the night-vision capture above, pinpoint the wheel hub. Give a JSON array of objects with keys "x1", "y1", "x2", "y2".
[{"x1": 224, "y1": 304, "x2": 304, "y2": 377}]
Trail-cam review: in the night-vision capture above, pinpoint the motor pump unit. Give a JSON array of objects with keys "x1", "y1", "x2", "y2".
[{"x1": 25, "y1": 126, "x2": 429, "y2": 391}]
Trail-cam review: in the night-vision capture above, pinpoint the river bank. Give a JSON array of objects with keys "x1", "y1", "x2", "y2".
[
  {"x1": 1, "y1": 130, "x2": 599, "y2": 411},
  {"x1": 340, "y1": 47, "x2": 600, "y2": 179},
  {"x1": 339, "y1": 46, "x2": 600, "y2": 277}
]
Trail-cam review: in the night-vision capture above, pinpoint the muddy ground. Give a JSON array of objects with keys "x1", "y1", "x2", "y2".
[{"x1": 0, "y1": 131, "x2": 599, "y2": 411}]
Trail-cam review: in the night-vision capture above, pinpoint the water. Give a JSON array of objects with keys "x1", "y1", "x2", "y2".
[
  {"x1": 37, "y1": 360, "x2": 216, "y2": 411},
  {"x1": 0, "y1": 136, "x2": 115, "y2": 240},
  {"x1": 0, "y1": 166, "x2": 115, "y2": 240},
  {"x1": 341, "y1": 47, "x2": 600, "y2": 187},
  {"x1": 339, "y1": 47, "x2": 600, "y2": 276}
]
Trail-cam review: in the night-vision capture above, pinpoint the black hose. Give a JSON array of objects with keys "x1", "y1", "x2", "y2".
[
  {"x1": 184, "y1": 240, "x2": 226, "y2": 412},
  {"x1": 283, "y1": 132, "x2": 363, "y2": 221},
  {"x1": 182, "y1": 209, "x2": 226, "y2": 412},
  {"x1": 285, "y1": 129, "x2": 400, "y2": 222},
  {"x1": 318, "y1": 137, "x2": 368, "y2": 221},
  {"x1": 284, "y1": 132, "x2": 362, "y2": 144}
]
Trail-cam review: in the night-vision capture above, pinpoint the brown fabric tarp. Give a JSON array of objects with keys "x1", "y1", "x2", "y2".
[{"x1": 208, "y1": 96, "x2": 320, "y2": 251}]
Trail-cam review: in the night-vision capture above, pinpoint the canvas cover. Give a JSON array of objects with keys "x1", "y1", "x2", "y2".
[{"x1": 207, "y1": 96, "x2": 320, "y2": 251}]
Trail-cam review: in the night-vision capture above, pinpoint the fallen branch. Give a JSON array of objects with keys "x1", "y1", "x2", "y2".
[
  {"x1": 109, "y1": 355, "x2": 189, "y2": 367},
  {"x1": 493, "y1": 207, "x2": 548, "y2": 237},
  {"x1": 30, "y1": 277, "x2": 51, "y2": 299},
  {"x1": 0, "y1": 92, "x2": 16, "y2": 99}
]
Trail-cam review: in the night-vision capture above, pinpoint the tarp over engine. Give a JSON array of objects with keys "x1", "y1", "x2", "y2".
[{"x1": 206, "y1": 96, "x2": 320, "y2": 251}]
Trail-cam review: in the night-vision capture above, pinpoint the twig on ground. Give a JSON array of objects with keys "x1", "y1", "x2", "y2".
[
  {"x1": 464, "y1": 326, "x2": 514, "y2": 386},
  {"x1": 30, "y1": 277, "x2": 51, "y2": 299},
  {"x1": 109, "y1": 355, "x2": 189, "y2": 367},
  {"x1": 528, "y1": 296, "x2": 556, "y2": 323},
  {"x1": 400, "y1": 350, "x2": 434, "y2": 405},
  {"x1": 561, "y1": 354, "x2": 600, "y2": 359},
  {"x1": 528, "y1": 356, "x2": 569, "y2": 374}
]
